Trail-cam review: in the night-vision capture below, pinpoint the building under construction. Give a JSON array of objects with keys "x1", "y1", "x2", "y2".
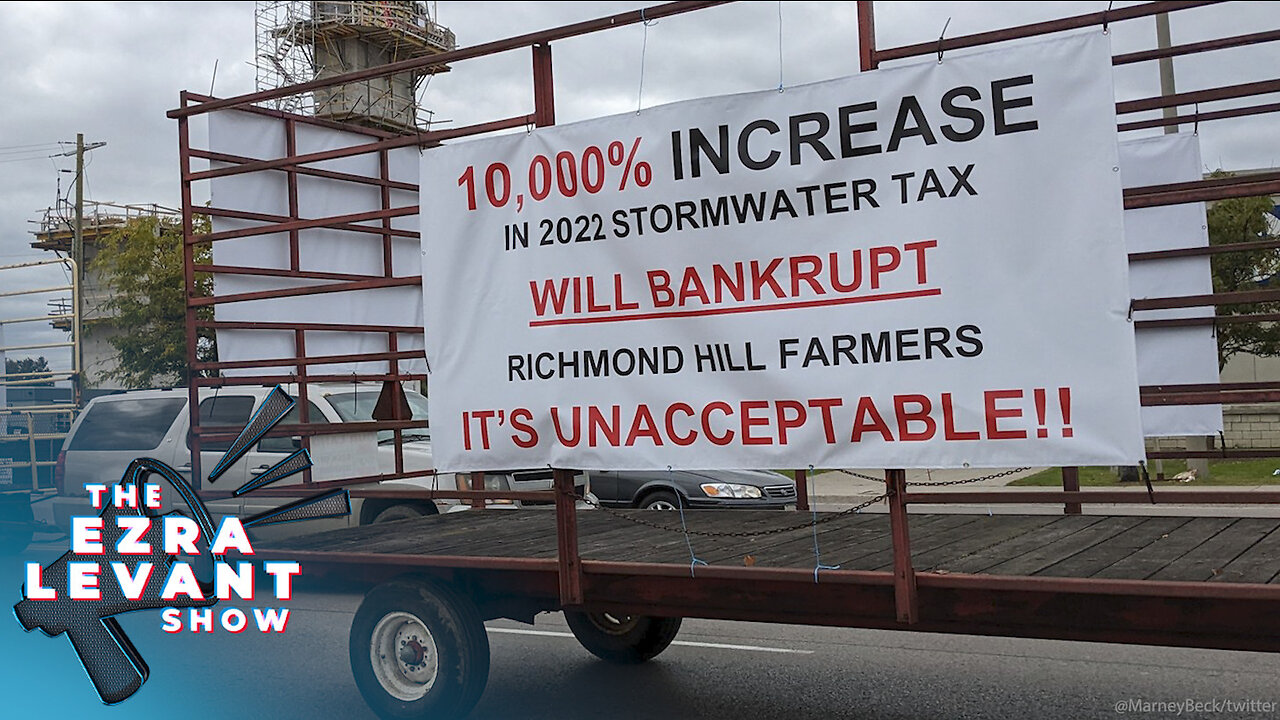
[
  {"x1": 254, "y1": 1, "x2": 456, "y2": 131},
  {"x1": 28, "y1": 201, "x2": 180, "y2": 389}
]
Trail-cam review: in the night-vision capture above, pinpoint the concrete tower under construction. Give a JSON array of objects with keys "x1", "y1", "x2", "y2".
[{"x1": 254, "y1": 1, "x2": 455, "y2": 132}]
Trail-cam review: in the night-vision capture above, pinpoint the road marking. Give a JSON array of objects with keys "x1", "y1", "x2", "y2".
[
  {"x1": 670, "y1": 640, "x2": 813, "y2": 655},
  {"x1": 485, "y1": 627, "x2": 813, "y2": 655}
]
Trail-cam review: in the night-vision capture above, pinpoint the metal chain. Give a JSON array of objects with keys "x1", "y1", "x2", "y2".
[
  {"x1": 907, "y1": 467, "x2": 1031, "y2": 487},
  {"x1": 840, "y1": 467, "x2": 1031, "y2": 487},
  {"x1": 842, "y1": 470, "x2": 886, "y2": 482},
  {"x1": 576, "y1": 493, "x2": 888, "y2": 538}
]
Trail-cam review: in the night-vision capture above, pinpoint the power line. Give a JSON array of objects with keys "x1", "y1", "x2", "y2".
[
  {"x1": 0, "y1": 154, "x2": 60, "y2": 165},
  {"x1": 0, "y1": 141, "x2": 65, "y2": 152}
]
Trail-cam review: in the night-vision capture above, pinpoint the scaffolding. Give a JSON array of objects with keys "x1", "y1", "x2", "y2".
[
  {"x1": 28, "y1": 200, "x2": 180, "y2": 254},
  {"x1": 28, "y1": 201, "x2": 180, "y2": 334},
  {"x1": 253, "y1": 1, "x2": 456, "y2": 131},
  {"x1": 26, "y1": 202, "x2": 180, "y2": 390}
]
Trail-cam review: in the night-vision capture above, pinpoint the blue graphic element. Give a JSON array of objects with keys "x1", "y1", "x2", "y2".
[
  {"x1": 207, "y1": 386, "x2": 294, "y2": 483},
  {"x1": 13, "y1": 387, "x2": 348, "y2": 705},
  {"x1": 14, "y1": 458, "x2": 221, "y2": 704}
]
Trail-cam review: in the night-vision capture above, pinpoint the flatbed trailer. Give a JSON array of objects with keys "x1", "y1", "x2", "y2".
[
  {"x1": 256, "y1": 482, "x2": 1280, "y2": 718},
  {"x1": 165, "y1": 2, "x2": 1280, "y2": 717},
  {"x1": 269, "y1": 507, "x2": 1280, "y2": 652}
]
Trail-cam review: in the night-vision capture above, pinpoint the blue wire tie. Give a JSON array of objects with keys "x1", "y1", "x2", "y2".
[
  {"x1": 673, "y1": 466, "x2": 706, "y2": 577},
  {"x1": 810, "y1": 508, "x2": 841, "y2": 582}
]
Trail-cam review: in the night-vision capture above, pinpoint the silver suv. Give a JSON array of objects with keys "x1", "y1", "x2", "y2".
[{"x1": 50, "y1": 383, "x2": 512, "y2": 538}]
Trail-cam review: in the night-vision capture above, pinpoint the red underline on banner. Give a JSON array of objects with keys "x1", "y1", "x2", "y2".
[{"x1": 528, "y1": 287, "x2": 943, "y2": 327}]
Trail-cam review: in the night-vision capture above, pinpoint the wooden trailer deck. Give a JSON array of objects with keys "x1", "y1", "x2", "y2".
[
  {"x1": 263, "y1": 509, "x2": 1280, "y2": 654},
  {"x1": 272, "y1": 510, "x2": 1280, "y2": 585}
]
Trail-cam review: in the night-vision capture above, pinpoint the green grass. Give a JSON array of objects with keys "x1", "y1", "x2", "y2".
[{"x1": 1010, "y1": 458, "x2": 1280, "y2": 487}]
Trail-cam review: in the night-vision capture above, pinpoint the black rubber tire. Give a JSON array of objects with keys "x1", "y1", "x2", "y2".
[
  {"x1": 564, "y1": 611, "x2": 682, "y2": 664},
  {"x1": 0, "y1": 496, "x2": 34, "y2": 556},
  {"x1": 350, "y1": 578, "x2": 490, "y2": 719},
  {"x1": 638, "y1": 489, "x2": 681, "y2": 511},
  {"x1": 371, "y1": 502, "x2": 438, "y2": 525}
]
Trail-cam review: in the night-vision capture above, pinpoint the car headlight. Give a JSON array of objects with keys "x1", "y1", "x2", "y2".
[
  {"x1": 700, "y1": 483, "x2": 762, "y2": 499},
  {"x1": 483, "y1": 474, "x2": 516, "y2": 505}
]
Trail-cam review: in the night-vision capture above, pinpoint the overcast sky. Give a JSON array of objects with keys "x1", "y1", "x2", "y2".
[{"x1": 0, "y1": 1, "x2": 1275, "y2": 372}]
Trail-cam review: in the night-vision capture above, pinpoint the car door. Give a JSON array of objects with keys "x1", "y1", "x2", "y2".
[
  {"x1": 237, "y1": 399, "x2": 351, "y2": 539},
  {"x1": 187, "y1": 393, "x2": 258, "y2": 519},
  {"x1": 586, "y1": 470, "x2": 621, "y2": 506}
]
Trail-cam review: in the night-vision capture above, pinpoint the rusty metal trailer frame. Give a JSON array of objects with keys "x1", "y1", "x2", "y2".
[{"x1": 168, "y1": 0, "x2": 1280, "y2": 677}]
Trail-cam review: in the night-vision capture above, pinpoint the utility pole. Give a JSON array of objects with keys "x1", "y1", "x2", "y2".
[
  {"x1": 55, "y1": 133, "x2": 105, "y2": 408},
  {"x1": 73, "y1": 133, "x2": 84, "y2": 408},
  {"x1": 1156, "y1": 13, "x2": 1178, "y2": 134}
]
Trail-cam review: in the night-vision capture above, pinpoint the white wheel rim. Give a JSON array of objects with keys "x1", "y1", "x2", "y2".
[
  {"x1": 370, "y1": 611, "x2": 439, "y2": 701},
  {"x1": 588, "y1": 612, "x2": 641, "y2": 635},
  {"x1": 647, "y1": 499, "x2": 677, "y2": 510}
]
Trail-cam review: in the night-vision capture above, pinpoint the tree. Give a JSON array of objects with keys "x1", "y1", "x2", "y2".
[
  {"x1": 4, "y1": 356, "x2": 53, "y2": 385},
  {"x1": 1207, "y1": 173, "x2": 1280, "y2": 369},
  {"x1": 90, "y1": 215, "x2": 215, "y2": 388}
]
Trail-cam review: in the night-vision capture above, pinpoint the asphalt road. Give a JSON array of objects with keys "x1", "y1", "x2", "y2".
[{"x1": 5, "y1": 540, "x2": 1279, "y2": 720}]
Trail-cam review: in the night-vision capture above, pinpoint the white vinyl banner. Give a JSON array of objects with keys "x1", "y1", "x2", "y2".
[
  {"x1": 208, "y1": 110, "x2": 425, "y2": 377},
  {"x1": 1120, "y1": 134, "x2": 1223, "y2": 437},
  {"x1": 422, "y1": 31, "x2": 1144, "y2": 472}
]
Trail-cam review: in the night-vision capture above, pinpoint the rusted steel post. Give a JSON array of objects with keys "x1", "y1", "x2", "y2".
[
  {"x1": 295, "y1": 330, "x2": 313, "y2": 485},
  {"x1": 1062, "y1": 467, "x2": 1082, "y2": 515},
  {"x1": 886, "y1": 468, "x2": 918, "y2": 624},
  {"x1": 177, "y1": 96, "x2": 203, "y2": 488},
  {"x1": 554, "y1": 468, "x2": 584, "y2": 607},
  {"x1": 856, "y1": 1, "x2": 878, "y2": 71},
  {"x1": 532, "y1": 43, "x2": 555, "y2": 127},
  {"x1": 794, "y1": 469, "x2": 810, "y2": 511},
  {"x1": 469, "y1": 472, "x2": 486, "y2": 509}
]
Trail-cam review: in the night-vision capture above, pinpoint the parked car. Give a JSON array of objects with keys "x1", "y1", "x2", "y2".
[
  {"x1": 49, "y1": 383, "x2": 519, "y2": 540},
  {"x1": 586, "y1": 468, "x2": 796, "y2": 510}
]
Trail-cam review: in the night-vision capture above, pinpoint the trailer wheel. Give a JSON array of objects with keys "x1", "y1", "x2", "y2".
[
  {"x1": 0, "y1": 495, "x2": 34, "y2": 556},
  {"x1": 564, "y1": 611, "x2": 682, "y2": 664},
  {"x1": 350, "y1": 578, "x2": 490, "y2": 719}
]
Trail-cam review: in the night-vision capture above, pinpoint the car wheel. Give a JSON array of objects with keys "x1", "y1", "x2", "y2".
[
  {"x1": 639, "y1": 490, "x2": 681, "y2": 511},
  {"x1": 350, "y1": 578, "x2": 490, "y2": 719},
  {"x1": 372, "y1": 502, "x2": 438, "y2": 525},
  {"x1": 564, "y1": 611, "x2": 682, "y2": 664}
]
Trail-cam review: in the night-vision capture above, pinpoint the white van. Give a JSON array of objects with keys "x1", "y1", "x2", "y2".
[{"x1": 50, "y1": 383, "x2": 515, "y2": 538}]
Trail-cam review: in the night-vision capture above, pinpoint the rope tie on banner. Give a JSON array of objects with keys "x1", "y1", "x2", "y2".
[
  {"x1": 937, "y1": 17, "x2": 952, "y2": 64},
  {"x1": 807, "y1": 464, "x2": 840, "y2": 582},
  {"x1": 670, "y1": 466, "x2": 707, "y2": 576},
  {"x1": 636, "y1": 9, "x2": 657, "y2": 115},
  {"x1": 1193, "y1": 102, "x2": 1200, "y2": 135},
  {"x1": 776, "y1": 1, "x2": 785, "y2": 92},
  {"x1": 1102, "y1": 1, "x2": 1113, "y2": 34}
]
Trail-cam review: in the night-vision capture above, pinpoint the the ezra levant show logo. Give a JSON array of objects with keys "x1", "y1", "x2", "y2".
[{"x1": 13, "y1": 387, "x2": 351, "y2": 705}]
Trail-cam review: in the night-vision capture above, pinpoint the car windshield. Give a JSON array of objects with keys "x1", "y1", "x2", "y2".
[{"x1": 327, "y1": 389, "x2": 430, "y2": 443}]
